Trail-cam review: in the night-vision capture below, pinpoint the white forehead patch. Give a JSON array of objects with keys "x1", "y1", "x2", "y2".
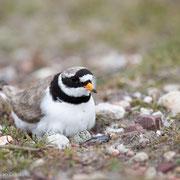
[{"x1": 79, "y1": 74, "x2": 93, "y2": 82}]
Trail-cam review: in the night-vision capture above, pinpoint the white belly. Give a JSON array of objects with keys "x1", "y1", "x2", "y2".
[{"x1": 32, "y1": 88, "x2": 96, "y2": 137}]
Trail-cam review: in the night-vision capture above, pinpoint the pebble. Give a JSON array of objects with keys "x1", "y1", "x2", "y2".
[
  {"x1": 106, "y1": 127, "x2": 124, "y2": 134},
  {"x1": 157, "y1": 163, "x2": 175, "y2": 173},
  {"x1": 70, "y1": 130, "x2": 91, "y2": 144},
  {"x1": 0, "y1": 135, "x2": 13, "y2": 145},
  {"x1": 145, "y1": 167, "x2": 157, "y2": 179},
  {"x1": 140, "y1": 107, "x2": 153, "y2": 115},
  {"x1": 163, "y1": 151, "x2": 176, "y2": 162},
  {"x1": 163, "y1": 84, "x2": 180, "y2": 92},
  {"x1": 117, "y1": 144, "x2": 129, "y2": 154},
  {"x1": 143, "y1": 96, "x2": 153, "y2": 104},
  {"x1": 33, "y1": 171, "x2": 47, "y2": 180},
  {"x1": 156, "y1": 130, "x2": 161, "y2": 136},
  {"x1": 106, "y1": 146, "x2": 119, "y2": 156},
  {"x1": 133, "y1": 152, "x2": 149, "y2": 162},
  {"x1": 126, "y1": 151, "x2": 135, "y2": 157},
  {"x1": 135, "y1": 114, "x2": 162, "y2": 130},
  {"x1": 124, "y1": 96, "x2": 132, "y2": 103},
  {"x1": 72, "y1": 172, "x2": 107, "y2": 180},
  {"x1": 96, "y1": 103, "x2": 125, "y2": 120},
  {"x1": 46, "y1": 134, "x2": 70, "y2": 149},
  {"x1": 133, "y1": 92, "x2": 142, "y2": 99},
  {"x1": 158, "y1": 91, "x2": 180, "y2": 114},
  {"x1": 117, "y1": 100, "x2": 130, "y2": 109}
]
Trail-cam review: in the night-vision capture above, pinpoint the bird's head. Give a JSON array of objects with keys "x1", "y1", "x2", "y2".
[{"x1": 59, "y1": 66, "x2": 97, "y2": 97}]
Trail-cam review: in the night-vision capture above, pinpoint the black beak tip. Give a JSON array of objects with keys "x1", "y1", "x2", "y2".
[{"x1": 92, "y1": 89, "x2": 97, "y2": 93}]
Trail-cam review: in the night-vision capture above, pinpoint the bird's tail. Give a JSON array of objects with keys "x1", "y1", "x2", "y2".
[{"x1": 0, "y1": 80, "x2": 8, "y2": 101}]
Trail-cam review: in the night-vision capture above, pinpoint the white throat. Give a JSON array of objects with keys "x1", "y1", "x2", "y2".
[{"x1": 58, "y1": 74, "x2": 90, "y2": 97}]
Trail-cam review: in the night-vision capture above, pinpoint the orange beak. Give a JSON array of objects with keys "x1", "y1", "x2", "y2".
[{"x1": 84, "y1": 83, "x2": 97, "y2": 93}]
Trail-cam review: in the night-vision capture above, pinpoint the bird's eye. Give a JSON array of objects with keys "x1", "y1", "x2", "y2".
[{"x1": 71, "y1": 77, "x2": 79, "y2": 83}]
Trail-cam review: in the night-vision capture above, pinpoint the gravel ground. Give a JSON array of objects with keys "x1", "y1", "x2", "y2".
[{"x1": 0, "y1": 0, "x2": 180, "y2": 179}]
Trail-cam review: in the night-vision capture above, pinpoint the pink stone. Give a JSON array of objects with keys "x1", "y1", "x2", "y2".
[
  {"x1": 157, "y1": 163, "x2": 174, "y2": 173},
  {"x1": 135, "y1": 115, "x2": 162, "y2": 130}
]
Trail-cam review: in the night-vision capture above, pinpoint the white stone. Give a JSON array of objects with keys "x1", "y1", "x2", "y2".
[
  {"x1": 133, "y1": 152, "x2": 149, "y2": 162},
  {"x1": 152, "y1": 111, "x2": 163, "y2": 118},
  {"x1": 95, "y1": 133, "x2": 103, "y2": 137},
  {"x1": 163, "y1": 151, "x2": 176, "y2": 162},
  {"x1": 123, "y1": 96, "x2": 132, "y2": 103},
  {"x1": 0, "y1": 135, "x2": 13, "y2": 146},
  {"x1": 118, "y1": 100, "x2": 130, "y2": 109},
  {"x1": 46, "y1": 134, "x2": 70, "y2": 149},
  {"x1": 106, "y1": 127, "x2": 124, "y2": 134},
  {"x1": 96, "y1": 103, "x2": 125, "y2": 120},
  {"x1": 145, "y1": 167, "x2": 156, "y2": 179},
  {"x1": 117, "y1": 144, "x2": 129, "y2": 154},
  {"x1": 156, "y1": 130, "x2": 161, "y2": 136},
  {"x1": 72, "y1": 172, "x2": 107, "y2": 180},
  {"x1": 143, "y1": 96, "x2": 153, "y2": 104},
  {"x1": 163, "y1": 84, "x2": 180, "y2": 93},
  {"x1": 106, "y1": 146, "x2": 119, "y2": 155},
  {"x1": 140, "y1": 107, "x2": 153, "y2": 115},
  {"x1": 133, "y1": 92, "x2": 142, "y2": 99},
  {"x1": 158, "y1": 91, "x2": 180, "y2": 114}
]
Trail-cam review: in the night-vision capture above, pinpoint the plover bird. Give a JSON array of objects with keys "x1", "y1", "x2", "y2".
[{"x1": 0, "y1": 66, "x2": 97, "y2": 138}]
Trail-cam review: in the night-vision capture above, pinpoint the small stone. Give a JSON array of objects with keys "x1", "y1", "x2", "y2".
[
  {"x1": 124, "y1": 96, "x2": 132, "y2": 103},
  {"x1": 106, "y1": 146, "x2": 119, "y2": 156},
  {"x1": 117, "y1": 144, "x2": 129, "y2": 154},
  {"x1": 133, "y1": 152, "x2": 149, "y2": 162},
  {"x1": 158, "y1": 91, "x2": 180, "y2": 114},
  {"x1": 163, "y1": 84, "x2": 180, "y2": 92},
  {"x1": 116, "y1": 100, "x2": 130, "y2": 109},
  {"x1": 133, "y1": 92, "x2": 142, "y2": 99},
  {"x1": 135, "y1": 114, "x2": 162, "y2": 130},
  {"x1": 174, "y1": 166, "x2": 180, "y2": 173},
  {"x1": 145, "y1": 167, "x2": 156, "y2": 179},
  {"x1": 157, "y1": 163, "x2": 175, "y2": 173},
  {"x1": 0, "y1": 135, "x2": 13, "y2": 145},
  {"x1": 140, "y1": 107, "x2": 153, "y2": 115},
  {"x1": 163, "y1": 151, "x2": 176, "y2": 162},
  {"x1": 72, "y1": 172, "x2": 107, "y2": 180},
  {"x1": 156, "y1": 130, "x2": 161, "y2": 136},
  {"x1": 126, "y1": 151, "x2": 134, "y2": 157},
  {"x1": 33, "y1": 171, "x2": 47, "y2": 180},
  {"x1": 70, "y1": 130, "x2": 91, "y2": 144},
  {"x1": 106, "y1": 127, "x2": 124, "y2": 134},
  {"x1": 96, "y1": 103, "x2": 125, "y2": 120},
  {"x1": 143, "y1": 96, "x2": 153, "y2": 104},
  {"x1": 124, "y1": 124, "x2": 144, "y2": 133},
  {"x1": 46, "y1": 134, "x2": 70, "y2": 149}
]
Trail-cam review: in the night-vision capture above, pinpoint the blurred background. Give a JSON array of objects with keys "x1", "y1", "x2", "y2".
[{"x1": 0, "y1": 0, "x2": 180, "y2": 90}]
